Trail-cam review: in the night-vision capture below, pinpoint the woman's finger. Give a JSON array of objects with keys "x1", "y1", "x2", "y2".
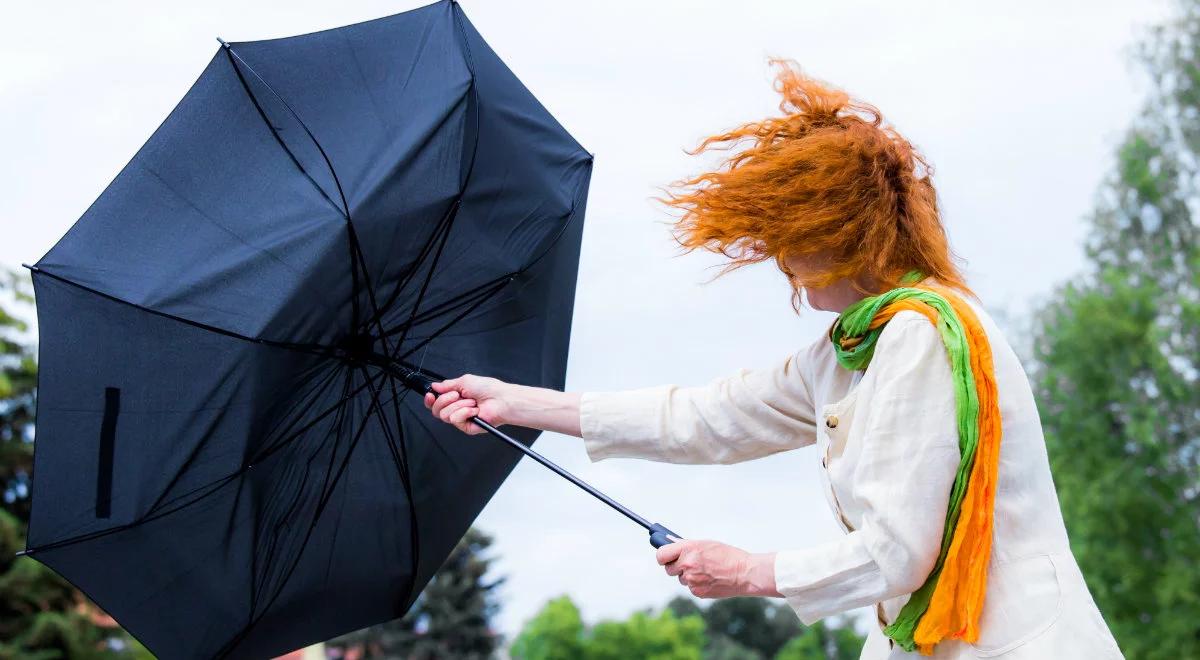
[
  {"x1": 448, "y1": 404, "x2": 479, "y2": 426},
  {"x1": 438, "y1": 398, "x2": 475, "y2": 423},
  {"x1": 423, "y1": 392, "x2": 435, "y2": 409},
  {"x1": 665, "y1": 561, "x2": 683, "y2": 577},
  {"x1": 656, "y1": 541, "x2": 684, "y2": 565},
  {"x1": 431, "y1": 390, "x2": 459, "y2": 416},
  {"x1": 430, "y1": 390, "x2": 460, "y2": 417},
  {"x1": 429, "y1": 377, "x2": 463, "y2": 395}
]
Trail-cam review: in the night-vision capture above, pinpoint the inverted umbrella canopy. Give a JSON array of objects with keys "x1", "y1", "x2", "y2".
[{"x1": 20, "y1": 0, "x2": 617, "y2": 656}]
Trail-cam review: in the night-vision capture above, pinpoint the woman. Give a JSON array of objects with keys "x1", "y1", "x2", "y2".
[{"x1": 423, "y1": 61, "x2": 1123, "y2": 659}]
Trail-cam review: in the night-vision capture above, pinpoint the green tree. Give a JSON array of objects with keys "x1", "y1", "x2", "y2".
[
  {"x1": 666, "y1": 596, "x2": 863, "y2": 660},
  {"x1": 0, "y1": 271, "x2": 35, "y2": 524},
  {"x1": 0, "y1": 509, "x2": 110, "y2": 660},
  {"x1": 329, "y1": 527, "x2": 504, "y2": 658},
  {"x1": 514, "y1": 595, "x2": 868, "y2": 660},
  {"x1": 511, "y1": 596, "x2": 706, "y2": 660},
  {"x1": 698, "y1": 597, "x2": 800, "y2": 658},
  {"x1": 1027, "y1": 1, "x2": 1200, "y2": 658},
  {"x1": 586, "y1": 608, "x2": 706, "y2": 660},
  {"x1": 509, "y1": 596, "x2": 585, "y2": 660},
  {"x1": 771, "y1": 622, "x2": 862, "y2": 660}
]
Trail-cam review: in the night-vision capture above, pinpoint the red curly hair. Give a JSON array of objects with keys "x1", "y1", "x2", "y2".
[{"x1": 659, "y1": 58, "x2": 972, "y2": 310}]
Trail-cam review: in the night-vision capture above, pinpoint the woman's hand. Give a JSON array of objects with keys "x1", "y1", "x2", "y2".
[
  {"x1": 656, "y1": 539, "x2": 781, "y2": 599},
  {"x1": 423, "y1": 375, "x2": 584, "y2": 438},
  {"x1": 423, "y1": 374, "x2": 513, "y2": 435}
]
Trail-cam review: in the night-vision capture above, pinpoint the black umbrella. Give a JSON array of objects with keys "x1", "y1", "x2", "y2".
[{"x1": 20, "y1": 1, "x2": 676, "y2": 657}]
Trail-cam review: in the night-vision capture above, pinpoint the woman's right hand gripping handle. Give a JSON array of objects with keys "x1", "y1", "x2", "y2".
[{"x1": 423, "y1": 375, "x2": 583, "y2": 438}]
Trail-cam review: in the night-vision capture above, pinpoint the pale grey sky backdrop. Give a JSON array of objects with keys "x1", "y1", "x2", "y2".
[{"x1": 1, "y1": 0, "x2": 1166, "y2": 641}]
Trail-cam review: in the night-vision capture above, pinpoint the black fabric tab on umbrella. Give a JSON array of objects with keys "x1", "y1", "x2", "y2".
[{"x1": 95, "y1": 387, "x2": 120, "y2": 519}]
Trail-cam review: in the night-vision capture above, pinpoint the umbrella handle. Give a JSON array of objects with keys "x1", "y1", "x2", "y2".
[{"x1": 648, "y1": 523, "x2": 681, "y2": 548}]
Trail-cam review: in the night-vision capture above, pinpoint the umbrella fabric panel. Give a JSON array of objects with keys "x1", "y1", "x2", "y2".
[
  {"x1": 35, "y1": 50, "x2": 359, "y2": 347},
  {"x1": 369, "y1": 2, "x2": 592, "y2": 344},
  {"x1": 394, "y1": 158, "x2": 592, "y2": 394},
  {"x1": 227, "y1": 0, "x2": 475, "y2": 230},
  {"x1": 27, "y1": 272, "x2": 340, "y2": 548}
]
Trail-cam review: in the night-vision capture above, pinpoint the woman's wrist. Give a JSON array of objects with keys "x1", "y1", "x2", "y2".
[
  {"x1": 742, "y1": 552, "x2": 782, "y2": 597},
  {"x1": 501, "y1": 383, "x2": 582, "y2": 437}
]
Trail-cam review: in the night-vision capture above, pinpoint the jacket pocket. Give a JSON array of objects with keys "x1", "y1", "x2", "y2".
[{"x1": 967, "y1": 552, "x2": 1064, "y2": 657}]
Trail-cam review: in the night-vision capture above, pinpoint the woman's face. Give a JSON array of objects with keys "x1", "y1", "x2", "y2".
[{"x1": 782, "y1": 253, "x2": 875, "y2": 313}]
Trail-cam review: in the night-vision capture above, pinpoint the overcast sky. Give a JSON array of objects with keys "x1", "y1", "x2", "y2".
[{"x1": 2, "y1": 0, "x2": 1167, "y2": 643}]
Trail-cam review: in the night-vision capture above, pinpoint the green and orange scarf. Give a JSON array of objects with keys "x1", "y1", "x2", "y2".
[{"x1": 828, "y1": 273, "x2": 1000, "y2": 655}]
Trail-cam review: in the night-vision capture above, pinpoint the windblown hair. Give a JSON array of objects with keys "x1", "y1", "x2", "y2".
[{"x1": 659, "y1": 58, "x2": 972, "y2": 310}]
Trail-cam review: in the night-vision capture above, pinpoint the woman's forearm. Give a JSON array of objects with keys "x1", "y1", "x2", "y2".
[{"x1": 502, "y1": 383, "x2": 582, "y2": 437}]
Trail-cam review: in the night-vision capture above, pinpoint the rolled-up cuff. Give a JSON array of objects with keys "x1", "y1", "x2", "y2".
[
  {"x1": 579, "y1": 386, "x2": 672, "y2": 462},
  {"x1": 774, "y1": 534, "x2": 886, "y2": 626}
]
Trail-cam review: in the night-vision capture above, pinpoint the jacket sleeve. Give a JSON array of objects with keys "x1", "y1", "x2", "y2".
[
  {"x1": 578, "y1": 344, "x2": 820, "y2": 465},
  {"x1": 773, "y1": 312, "x2": 962, "y2": 625}
]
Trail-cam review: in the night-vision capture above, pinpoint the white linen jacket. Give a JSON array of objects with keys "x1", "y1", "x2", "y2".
[{"x1": 578, "y1": 285, "x2": 1124, "y2": 659}]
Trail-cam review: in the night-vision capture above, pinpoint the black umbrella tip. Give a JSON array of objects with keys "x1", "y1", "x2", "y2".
[
  {"x1": 14, "y1": 548, "x2": 31, "y2": 558},
  {"x1": 216, "y1": 37, "x2": 231, "y2": 49},
  {"x1": 20, "y1": 263, "x2": 39, "y2": 272}
]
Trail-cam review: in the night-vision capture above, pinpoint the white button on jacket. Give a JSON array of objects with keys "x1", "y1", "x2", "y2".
[{"x1": 578, "y1": 283, "x2": 1124, "y2": 659}]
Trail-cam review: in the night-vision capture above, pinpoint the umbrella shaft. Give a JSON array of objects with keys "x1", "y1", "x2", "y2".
[
  {"x1": 468, "y1": 416, "x2": 654, "y2": 531},
  {"x1": 388, "y1": 363, "x2": 674, "y2": 541}
]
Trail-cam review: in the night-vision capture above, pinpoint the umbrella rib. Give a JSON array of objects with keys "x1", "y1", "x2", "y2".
[
  {"x1": 381, "y1": 271, "x2": 512, "y2": 339},
  {"x1": 142, "y1": 359, "x2": 337, "y2": 521},
  {"x1": 251, "y1": 366, "x2": 357, "y2": 618},
  {"x1": 365, "y1": 369, "x2": 424, "y2": 612},
  {"x1": 379, "y1": 169, "x2": 588, "y2": 348},
  {"x1": 367, "y1": 197, "x2": 461, "y2": 330},
  {"x1": 245, "y1": 371, "x2": 379, "y2": 467},
  {"x1": 220, "y1": 41, "x2": 386, "y2": 338},
  {"x1": 215, "y1": 362, "x2": 394, "y2": 660},
  {"x1": 239, "y1": 361, "x2": 350, "y2": 473},
  {"x1": 19, "y1": 471, "x2": 243, "y2": 557},
  {"x1": 29, "y1": 266, "x2": 337, "y2": 358},
  {"x1": 220, "y1": 47, "x2": 347, "y2": 222},
  {"x1": 18, "y1": 365, "x2": 380, "y2": 558},
  {"x1": 247, "y1": 365, "x2": 351, "y2": 622},
  {"x1": 394, "y1": 278, "x2": 510, "y2": 361},
  {"x1": 367, "y1": 4, "x2": 484, "y2": 346},
  {"x1": 512, "y1": 171, "x2": 590, "y2": 279},
  {"x1": 387, "y1": 196, "x2": 458, "y2": 352},
  {"x1": 220, "y1": 42, "x2": 374, "y2": 342}
]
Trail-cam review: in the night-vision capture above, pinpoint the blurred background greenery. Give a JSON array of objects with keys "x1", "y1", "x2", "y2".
[{"x1": 3, "y1": 0, "x2": 1198, "y2": 658}]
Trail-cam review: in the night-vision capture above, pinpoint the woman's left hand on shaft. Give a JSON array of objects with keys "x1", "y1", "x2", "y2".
[{"x1": 656, "y1": 539, "x2": 782, "y2": 599}]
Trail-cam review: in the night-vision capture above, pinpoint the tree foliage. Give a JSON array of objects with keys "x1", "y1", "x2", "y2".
[
  {"x1": 0, "y1": 271, "x2": 35, "y2": 524},
  {"x1": 508, "y1": 596, "x2": 585, "y2": 660},
  {"x1": 513, "y1": 595, "x2": 864, "y2": 660},
  {"x1": 1027, "y1": 1, "x2": 1200, "y2": 658},
  {"x1": 511, "y1": 596, "x2": 705, "y2": 660}
]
